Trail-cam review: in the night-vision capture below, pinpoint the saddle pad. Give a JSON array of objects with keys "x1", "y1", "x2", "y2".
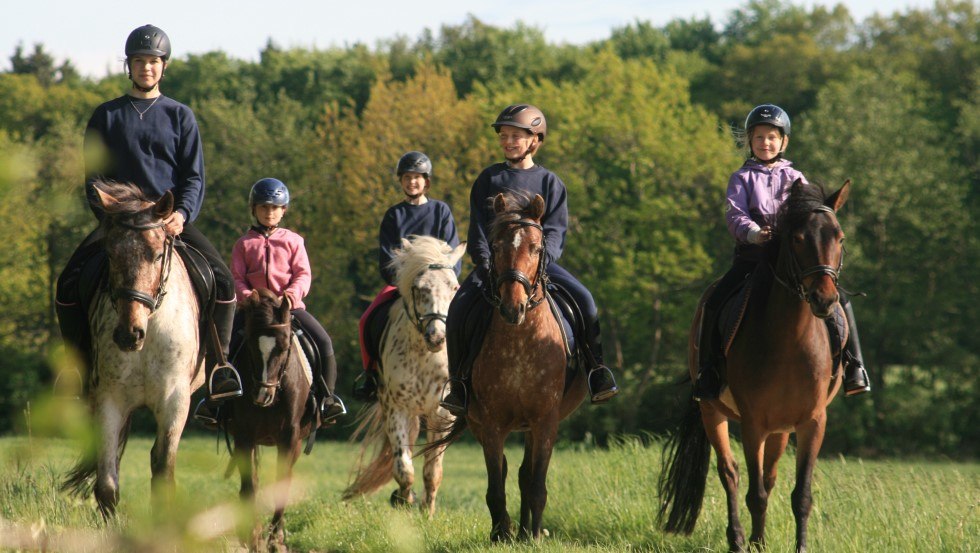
[
  {"x1": 720, "y1": 279, "x2": 753, "y2": 357},
  {"x1": 292, "y1": 334, "x2": 314, "y2": 387},
  {"x1": 545, "y1": 292, "x2": 575, "y2": 358}
]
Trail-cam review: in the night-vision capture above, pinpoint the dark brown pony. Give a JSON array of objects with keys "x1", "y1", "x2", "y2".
[
  {"x1": 223, "y1": 288, "x2": 316, "y2": 552},
  {"x1": 658, "y1": 180, "x2": 852, "y2": 553},
  {"x1": 441, "y1": 192, "x2": 587, "y2": 542}
]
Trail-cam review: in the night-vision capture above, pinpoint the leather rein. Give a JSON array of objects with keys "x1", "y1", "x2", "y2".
[
  {"x1": 403, "y1": 263, "x2": 457, "y2": 334},
  {"x1": 486, "y1": 219, "x2": 549, "y2": 313}
]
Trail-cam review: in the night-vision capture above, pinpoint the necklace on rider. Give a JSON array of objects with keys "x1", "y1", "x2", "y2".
[{"x1": 129, "y1": 96, "x2": 160, "y2": 120}]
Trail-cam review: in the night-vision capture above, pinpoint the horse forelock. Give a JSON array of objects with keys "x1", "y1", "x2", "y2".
[
  {"x1": 245, "y1": 288, "x2": 283, "y2": 329},
  {"x1": 488, "y1": 191, "x2": 538, "y2": 244},
  {"x1": 391, "y1": 235, "x2": 456, "y2": 295}
]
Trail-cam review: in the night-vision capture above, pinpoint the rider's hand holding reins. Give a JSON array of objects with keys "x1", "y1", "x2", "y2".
[{"x1": 164, "y1": 211, "x2": 185, "y2": 236}]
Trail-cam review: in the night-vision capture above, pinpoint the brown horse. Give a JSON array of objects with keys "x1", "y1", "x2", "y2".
[
  {"x1": 222, "y1": 289, "x2": 316, "y2": 552},
  {"x1": 441, "y1": 192, "x2": 587, "y2": 542},
  {"x1": 658, "y1": 180, "x2": 852, "y2": 553}
]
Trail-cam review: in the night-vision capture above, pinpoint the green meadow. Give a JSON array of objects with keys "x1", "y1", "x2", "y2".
[{"x1": 0, "y1": 432, "x2": 976, "y2": 552}]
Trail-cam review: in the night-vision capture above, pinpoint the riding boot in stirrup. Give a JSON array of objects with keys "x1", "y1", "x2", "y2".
[
  {"x1": 692, "y1": 304, "x2": 722, "y2": 402},
  {"x1": 439, "y1": 378, "x2": 468, "y2": 416},
  {"x1": 352, "y1": 369, "x2": 379, "y2": 402},
  {"x1": 588, "y1": 365, "x2": 619, "y2": 404},
  {"x1": 842, "y1": 301, "x2": 871, "y2": 396},
  {"x1": 208, "y1": 299, "x2": 243, "y2": 401},
  {"x1": 320, "y1": 394, "x2": 347, "y2": 425},
  {"x1": 193, "y1": 398, "x2": 220, "y2": 430}
]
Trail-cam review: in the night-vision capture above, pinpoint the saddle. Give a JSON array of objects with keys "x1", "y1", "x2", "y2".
[{"x1": 711, "y1": 265, "x2": 847, "y2": 375}]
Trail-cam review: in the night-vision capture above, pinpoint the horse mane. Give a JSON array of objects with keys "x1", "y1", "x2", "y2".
[
  {"x1": 245, "y1": 288, "x2": 284, "y2": 328},
  {"x1": 89, "y1": 179, "x2": 155, "y2": 215},
  {"x1": 389, "y1": 235, "x2": 455, "y2": 295},
  {"x1": 766, "y1": 180, "x2": 829, "y2": 261},
  {"x1": 488, "y1": 190, "x2": 537, "y2": 244}
]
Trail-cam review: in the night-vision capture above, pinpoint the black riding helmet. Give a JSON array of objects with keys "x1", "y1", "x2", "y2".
[
  {"x1": 126, "y1": 25, "x2": 171, "y2": 60},
  {"x1": 396, "y1": 151, "x2": 432, "y2": 178},
  {"x1": 745, "y1": 104, "x2": 791, "y2": 136}
]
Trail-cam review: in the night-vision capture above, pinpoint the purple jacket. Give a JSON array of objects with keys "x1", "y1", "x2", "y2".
[{"x1": 725, "y1": 158, "x2": 809, "y2": 244}]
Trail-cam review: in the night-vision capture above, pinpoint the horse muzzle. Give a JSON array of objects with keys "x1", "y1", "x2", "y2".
[
  {"x1": 424, "y1": 327, "x2": 447, "y2": 352},
  {"x1": 499, "y1": 301, "x2": 527, "y2": 325},
  {"x1": 113, "y1": 324, "x2": 146, "y2": 351},
  {"x1": 254, "y1": 386, "x2": 277, "y2": 407}
]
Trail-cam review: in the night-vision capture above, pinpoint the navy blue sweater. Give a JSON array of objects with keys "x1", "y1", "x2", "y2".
[
  {"x1": 379, "y1": 200, "x2": 460, "y2": 285},
  {"x1": 467, "y1": 163, "x2": 568, "y2": 269},
  {"x1": 84, "y1": 95, "x2": 205, "y2": 223}
]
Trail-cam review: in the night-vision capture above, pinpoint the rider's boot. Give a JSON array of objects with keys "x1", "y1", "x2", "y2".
[
  {"x1": 319, "y1": 354, "x2": 347, "y2": 424},
  {"x1": 583, "y1": 338, "x2": 619, "y2": 404},
  {"x1": 352, "y1": 365, "x2": 379, "y2": 402},
  {"x1": 842, "y1": 301, "x2": 871, "y2": 396},
  {"x1": 207, "y1": 299, "x2": 243, "y2": 401},
  {"x1": 54, "y1": 301, "x2": 89, "y2": 399},
  {"x1": 193, "y1": 398, "x2": 220, "y2": 430},
  {"x1": 692, "y1": 304, "x2": 722, "y2": 401},
  {"x1": 439, "y1": 376, "x2": 468, "y2": 416}
]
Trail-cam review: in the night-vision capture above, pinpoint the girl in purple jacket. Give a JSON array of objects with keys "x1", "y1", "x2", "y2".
[
  {"x1": 693, "y1": 104, "x2": 871, "y2": 400},
  {"x1": 194, "y1": 178, "x2": 346, "y2": 426}
]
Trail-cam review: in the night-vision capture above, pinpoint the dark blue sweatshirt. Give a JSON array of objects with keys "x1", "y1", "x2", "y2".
[
  {"x1": 467, "y1": 163, "x2": 568, "y2": 269},
  {"x1": 379, "y1": 199, "x2": 460, "y2": 285},
  {"x1": 84, "y1": 94, "x2": 205, "y2": 223}
]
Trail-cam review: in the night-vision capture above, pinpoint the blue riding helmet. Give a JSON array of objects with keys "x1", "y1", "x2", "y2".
[
  {"x1": 745, "y1": 104, "x2": 791, "y2": 136},
  {"x1": 249, "y1": 178, "x2": 290, "y2": 206}
]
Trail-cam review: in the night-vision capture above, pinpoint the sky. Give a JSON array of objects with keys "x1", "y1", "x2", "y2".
[{"x1": 3, "y1": 0, "x2": 936, "y2": 78}]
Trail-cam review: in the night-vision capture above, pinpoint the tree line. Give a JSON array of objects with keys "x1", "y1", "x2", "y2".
[{"x1": 0, "y1": 0, "x2": 976, "y2": 457}]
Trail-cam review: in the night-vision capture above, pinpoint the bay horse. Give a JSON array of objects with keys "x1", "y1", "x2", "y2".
[
  {"x1": 441, "y1": 192, "x2": 587, "y2": 541},
  {"x1": 223, "y1": 288, "x2": 317, "y2": 552},
  {"x1": 344, "y1": 236, "x2": 465, "y2": 515},
  {"x1": 62, "y1": 180, "x2": 204, "y2": 518},
  {"x1": 658, "y1": 180, "x2": 852, "y2": 553}
]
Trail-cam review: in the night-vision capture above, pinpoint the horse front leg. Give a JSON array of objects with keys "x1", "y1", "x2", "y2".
[
  {"x1": 268, "y1": 438, "x2": 301, "y2": 553},
  {"x1": 480, "y1": 430, "x2": 512, "y2": 542},
  {"x1": 702, "y1": 404, "x2": 745, "y2": 551},
  {"x1": 385, "y1": 410, "x2": 419, "y2": 507},
  {"x1": 517, "y1": 433, "x2": 534, "y2": 539},
  {"x1": 741, "y1": 423, "x2": 770, "y2": 550},
  {"x1": 421, "y1": 410, "x2": 450, "y2": 516},
  {"x1": 792, "y1": 413, "x2": 827, "y2": 553},
  {"x1": 526, "y1": 418, "x2": 558, "y2": 541},
  {"x1": 94, "y1": 398, "x2": 127, "y2": 519},
  {"x1": 149, "y1": 387, "x2": 191, "y2": 514},
  {"x1": 233, "y1": 440, "x2": 260, "y2": 551}
]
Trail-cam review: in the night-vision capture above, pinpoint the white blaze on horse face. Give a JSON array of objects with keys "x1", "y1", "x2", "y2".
[
  {"x1": 511, "y1": 230, "x2": 522, "y2": 251},
  {"x1": 258, "y1": 335, "x2": 276, "y2": 381}
]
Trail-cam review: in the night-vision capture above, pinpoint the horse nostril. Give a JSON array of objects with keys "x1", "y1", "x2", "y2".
[{"x1": 133, "y1": 327, "x2": 145, "y2": 342}]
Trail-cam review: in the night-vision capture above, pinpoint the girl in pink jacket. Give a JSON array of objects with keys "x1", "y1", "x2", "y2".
[{"x1": 199, "y1": 178, "x2": 346, "y2": 426}]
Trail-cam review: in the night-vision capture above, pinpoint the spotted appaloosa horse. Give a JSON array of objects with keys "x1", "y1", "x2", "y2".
[
  {"x1": 62, "y1": 180, "x2": 204, "y2": 518},
  {"x1": 344, "y1": 236, "x2": 465, "y2": 515},
  {"x1": 659, "y1": 180, "x2": 853, "y2": 553}
]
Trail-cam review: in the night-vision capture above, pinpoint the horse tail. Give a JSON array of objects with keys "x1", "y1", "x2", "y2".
[
  {"x1": 657, "y1": 394, "x2": 711, "y2": 535},
  {"x1": 61, "y1": 413, "x2": 133, "y2": 499},
  {"x1": 418, "y1": 410, "x2": 467, "y2": 458},
  {"x1": 342, "y1": 403, "x2": 394, "y2": 499}
]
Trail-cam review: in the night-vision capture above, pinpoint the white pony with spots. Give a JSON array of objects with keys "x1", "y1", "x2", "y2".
[{"x1": 344, "y1": 235, "x2": 465, "y2": 514}]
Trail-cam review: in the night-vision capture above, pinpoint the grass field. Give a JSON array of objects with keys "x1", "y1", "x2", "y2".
[{"x1": 0, "y1": 431, "x2": 977, "y2": 552}]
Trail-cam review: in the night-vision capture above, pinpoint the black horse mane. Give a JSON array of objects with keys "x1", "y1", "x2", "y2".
[
  {"x1": 488, "y1": 190, "x2": 537, "y2": 243},
  {"x1": 765, "y1": 180, "x2": 829, "y2": 260},
  {"x1": 246, "y1": 288, "x2": 286, "y2": 329}
]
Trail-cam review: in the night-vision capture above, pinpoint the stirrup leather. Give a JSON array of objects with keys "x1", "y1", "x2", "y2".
[{"x1": 208, "y1": 362, "x2": 243, "y2": 400}]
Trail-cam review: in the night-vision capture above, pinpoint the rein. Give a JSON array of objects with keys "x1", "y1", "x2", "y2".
[
  {"x1": 403, "y1": 263, "x2": 456, "y2": 334},
  {"x1": 109, "y1": 218, "x2": 175, "y2": 312},
  {"x1": 770, "y1": 205, "x2": 844, "y2": 303},
  {"x1": 486, "y1": 219, "x2": 549, "y2": 313}
]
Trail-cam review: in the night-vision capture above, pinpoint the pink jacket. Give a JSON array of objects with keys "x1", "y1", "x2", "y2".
[{"x1": 231, "y1": 227, "x2": 312, "y2": 310}]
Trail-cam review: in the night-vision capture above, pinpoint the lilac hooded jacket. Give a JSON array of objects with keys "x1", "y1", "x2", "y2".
[
  {"x1": 725, "y1": 158, "x2": 809, "y2": 244},
  {"x1": 231, "y1": 227, "x2": 312, "y2": 310}
]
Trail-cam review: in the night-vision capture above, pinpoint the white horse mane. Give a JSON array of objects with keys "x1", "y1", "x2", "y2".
[{"x1": 389, "y1": 235, "x2": 454, "y2": 294}]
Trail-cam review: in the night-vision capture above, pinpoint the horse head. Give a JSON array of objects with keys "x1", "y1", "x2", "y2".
[
  {"x1": 391, "y1": 236, "x2": 465, "y2": 351},
  {"x1": 243, "y1": 289, "x2": 293, "y2": 407},
  {"x1": 773, "y1": 179, "x2": 851, "y2": 318},
  {"x1": 93, "y1": 180, "x2": 175, "y2": 352},
  {"x1": 489, "y1": 192, "x2": 548, "y2": 325}
]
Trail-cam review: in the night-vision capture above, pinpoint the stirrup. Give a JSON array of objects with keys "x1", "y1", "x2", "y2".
[
  {"x1": 439, "y1": 379, "x2": 467, "y2": 416},
  {"x1": 193, "y1": 399, "x2": 220, "y2": 430},
  {"x1": 844, "y1": 365, "x2": 871, "y2": 396},
  {"x1": 208, "y1": 362, "x2": 243, "y2": 400},
  {"x1": 321, "y1": 394, "x2": 347, "y2": 423},
  {"x1": 587, "y1": 366, "x2": 619, "y2": 404}
]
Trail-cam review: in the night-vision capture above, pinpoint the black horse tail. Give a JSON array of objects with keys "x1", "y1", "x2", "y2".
[
  {"x1": 61, "y1": 413, "x2": 133, "y2": 518},
  {"x1": 417, "y1": 410, "x2": 468, "y2": 459},
  {"x1": 657, "y1": 394, "x2": 711, "y2": 535}
]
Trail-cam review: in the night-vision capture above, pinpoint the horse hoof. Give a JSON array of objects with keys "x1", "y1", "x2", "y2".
[{"x1": 389, "y1": 489, "x2": 417, "y2": 507}]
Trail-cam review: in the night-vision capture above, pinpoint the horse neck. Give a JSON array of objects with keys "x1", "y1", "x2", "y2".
[{"x1": 763, "y1": 270, "x2": 823, "y2": 342}]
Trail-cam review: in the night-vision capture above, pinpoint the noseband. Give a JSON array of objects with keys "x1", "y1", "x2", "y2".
[
  {"x1": 109, "y1": 219, "x2": 175, "y2": 313},
  {"x1": 486, "y1": 219, "x2": 548, "y2": 312},
  {"x1": 771, "y1": 205, "x2": 844, "y2": 303},
  {"x1": 403, "y1": 263, "x2": 456, "y2": 334}
]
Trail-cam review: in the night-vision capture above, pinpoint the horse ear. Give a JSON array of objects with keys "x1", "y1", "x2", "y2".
[
  {"x1": 530, "y1": 194, "x2": 546, "y2": 221},
  {"x1": 279, "y1": 294, "x2": 292, "y2": 321},
  {"x1": 401, "y1": 237, "x2": 412, "y2": 250},
  {"x1": 154, "y1": 190, "x2": 175, "y2": 219},
  {"x1": 493, "y1": 193, "x2": 508, "y2": 214},
  {"x1": 93, "y1": 184, "x2": 119, "y2": 211},
  {"x1": 449, "y1": 242, "x2": 467, "y2": 265},
  {"x1": 827, "y1": 179, "x2": 851, "y2": 212}
]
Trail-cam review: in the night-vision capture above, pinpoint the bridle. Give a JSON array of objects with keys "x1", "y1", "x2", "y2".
[
  {"x1": 770, "y1": 205, "x2": 844, "y2": 303},
  {"x1": 486, "y1": 219, "x2": 548, "y2": 313},
  {"x1": 109, "y1": 218, "x2": 175, "y2": 313},
  {"x1": 403, "y1": 263, "x2": 456, "y2": 334},
  {"x1": 251, "y1": 320, "x2": 294, "y2": 393}
]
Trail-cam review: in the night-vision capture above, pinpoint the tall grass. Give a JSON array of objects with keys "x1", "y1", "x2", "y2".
[{"x1": 1, "y1": 434, "x2": 976, "y2": 552}]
